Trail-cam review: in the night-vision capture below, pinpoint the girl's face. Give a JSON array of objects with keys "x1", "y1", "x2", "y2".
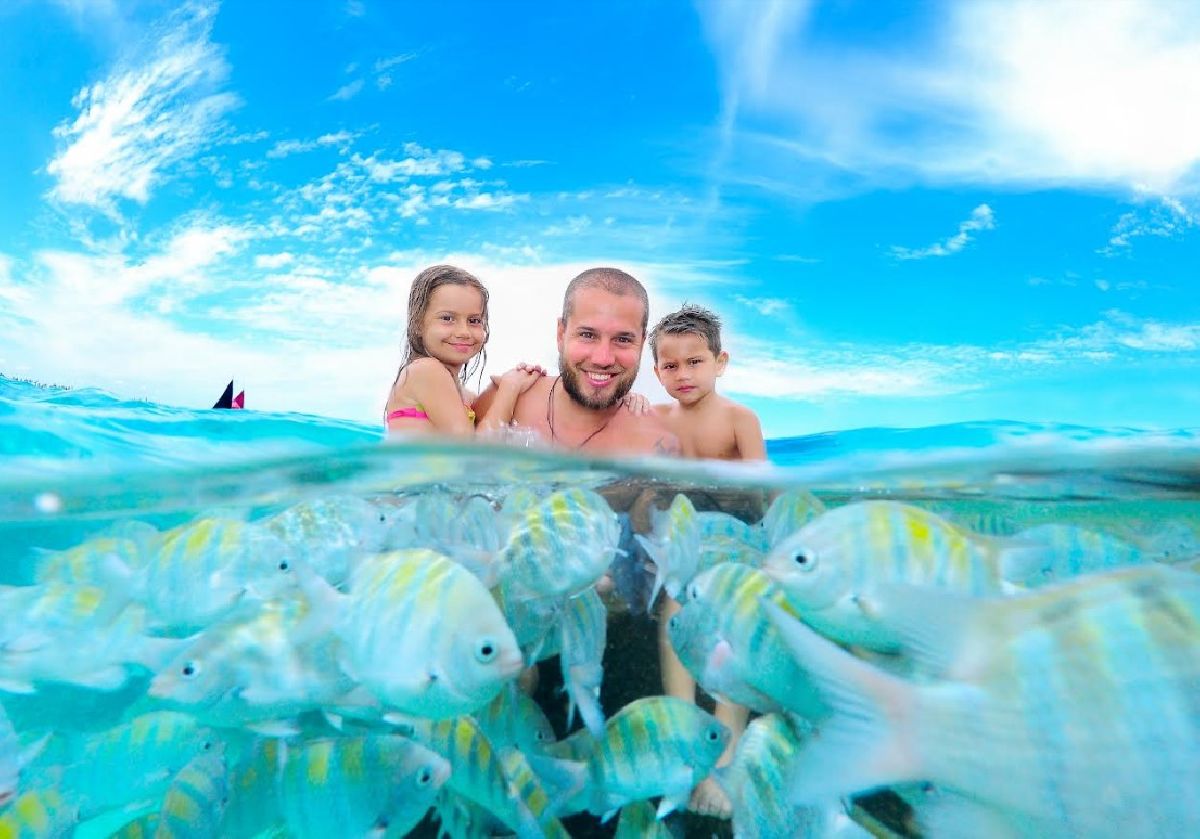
[{"x1": 420, "y1": 284, "x2": 487, "y2": 367}]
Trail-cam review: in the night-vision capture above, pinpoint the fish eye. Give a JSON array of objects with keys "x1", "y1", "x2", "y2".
[
  {"x1": 668, "y1": 614, "x2": 680, "y2": 630},
  {"x1": 475, "y1": 639, "x2": 498, "y2": 663},
  {"x1": 705, "y1": 727, "x2": 720, "y2": 743},
  {"x1": 181, "y1": 661, "x2": 198, "y2": 678},
  {"x1": 416, "y1": 767, "x2": 433, "y2": 787},
  {"x1": 278, "y1": 560, "x2": 290, "y2": 571},
  {"x1": 202, "y1": 740, "x2": 213, "y2": 751},
  {"x1": 792, "y1": 549, "x2": 817, "y2": 572}
]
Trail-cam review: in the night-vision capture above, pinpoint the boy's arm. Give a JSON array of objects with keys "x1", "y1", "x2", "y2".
[{"x1": 732, "y1": 405, "x2": 767, "y2": 460}]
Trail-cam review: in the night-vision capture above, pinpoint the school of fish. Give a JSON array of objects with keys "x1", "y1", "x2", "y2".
[{"x1": 2, "y1": 482, "x2": 1199, "y2": 838}]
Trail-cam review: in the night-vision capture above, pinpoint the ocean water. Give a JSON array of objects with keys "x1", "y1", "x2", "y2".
[{"x1": 2, "y1": 375, "x2": 1199, "y2": 837}]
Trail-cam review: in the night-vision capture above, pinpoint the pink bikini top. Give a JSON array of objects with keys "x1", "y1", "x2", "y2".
[{"x1": 386, "y1": 404, "x2": 476, "y2": 423}]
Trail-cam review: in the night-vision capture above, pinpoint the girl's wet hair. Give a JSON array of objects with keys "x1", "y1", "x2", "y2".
[{"x1": 392, "y1": 264, "x2": 490, "y2": 391}]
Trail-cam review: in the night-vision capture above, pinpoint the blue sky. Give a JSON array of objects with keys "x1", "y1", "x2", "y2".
[{"x1": 1, "y1": 0, "x2": 1199, "y2": 438}]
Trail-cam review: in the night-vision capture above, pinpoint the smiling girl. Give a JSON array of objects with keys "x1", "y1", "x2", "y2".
[{"x1": 384, "y1": 264, "x2": 542, "y2": 437}]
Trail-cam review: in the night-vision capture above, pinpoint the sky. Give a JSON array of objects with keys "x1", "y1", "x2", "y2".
[{"x1": 1, "y1": 0, "x2": 1199, "y2": 439}]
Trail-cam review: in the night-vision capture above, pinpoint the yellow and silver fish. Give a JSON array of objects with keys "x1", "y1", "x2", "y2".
[{"x1": 766, "y1": 564, "x2": 1200, "y2": 837}]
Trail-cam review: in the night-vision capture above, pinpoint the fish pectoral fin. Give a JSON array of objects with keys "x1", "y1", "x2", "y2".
[
  {"x1": 655, "y1": 789, "x2": 690, "y2": 820},
  {"x1": 2, "y1": 630, "x2": 54, "y2": 653},
  {"x1": 0, "y1": 677, "x2": 35, "y2": 694},
  {"x1": 70, "y1": 664, "x2": 129, "y2": 691}
]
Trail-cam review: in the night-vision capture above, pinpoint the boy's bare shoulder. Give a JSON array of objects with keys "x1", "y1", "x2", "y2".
[{"x1": 724, "y1": 398, "x2": 760, "y2": 421}]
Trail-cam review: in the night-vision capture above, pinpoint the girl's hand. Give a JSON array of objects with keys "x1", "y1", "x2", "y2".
[
  {"x1": 515, "y1": 362, "x2": 546, "y2": 376},
  {"x1": 621, "y1": 393, "x2": 650, "y2": 415},
  {"x1": 492, "y1": 365, "x2": 544, "y2": 395}
]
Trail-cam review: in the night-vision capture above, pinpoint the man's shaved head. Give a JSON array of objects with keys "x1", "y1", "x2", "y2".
[{"x1": 561, "y1": 267, "x2": 649, "y2": 336}]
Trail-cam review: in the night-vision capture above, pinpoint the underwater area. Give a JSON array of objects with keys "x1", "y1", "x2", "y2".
[{"x1": 2, "y1": 376, "x2": 1199, "y2": 838}]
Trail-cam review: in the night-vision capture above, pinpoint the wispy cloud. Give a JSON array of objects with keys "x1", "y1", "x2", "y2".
[
  {"x1": 1100, "y1": 197, "x2": 1197, "y2": 254},
  {"x1": 733, "y1": 294, "x2": 790, "y2": 316},
  {"x1": 328, "y1": 79, "x2": 364, "y2": 101},
  {"x1": 891, "y1": 204, "x2": 995, "y2": 260},
  {"x1": 698, "y1": 0, "x2": 1200, "y2": 197},
  {"x1": 266, "y1": 131, "x2": 358, "y2": 159},
  {"x1": 45, "y1": 1, "x2": 239, "y2": 213}
]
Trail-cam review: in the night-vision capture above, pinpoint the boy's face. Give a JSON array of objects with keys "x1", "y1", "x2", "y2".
[{"x1": 653, "y1": 332, "x2": 727, "y2": 406}]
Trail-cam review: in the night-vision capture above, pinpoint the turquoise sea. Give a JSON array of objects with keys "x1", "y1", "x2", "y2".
[{"x1": 2, "y1": 374, "x2": 1199, "y2": 837}]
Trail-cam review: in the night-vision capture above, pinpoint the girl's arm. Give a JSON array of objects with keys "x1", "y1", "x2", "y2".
[
  {"x1": 476, "y1": 365, "x2": 544, "y2": 433},
  {"x1": 388, "y1": 358, "x2": 476, "y2": 436}
]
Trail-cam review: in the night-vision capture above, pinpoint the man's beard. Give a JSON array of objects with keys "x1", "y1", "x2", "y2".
[{"x1": 559, "y1": 355, "x2": 636, "y2": 410}]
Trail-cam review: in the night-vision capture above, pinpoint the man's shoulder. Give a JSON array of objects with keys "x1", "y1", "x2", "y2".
[
  {"x1": 613, "y1": 409, "x2": 680, "y2": 455},
  {"x1": 510, "y1": 375, "x2": 554, "y2": 421}
]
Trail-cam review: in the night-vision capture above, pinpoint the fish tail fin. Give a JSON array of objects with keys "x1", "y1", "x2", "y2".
[{"x1": 763, "y1": 599, "x2": 923, "y2": 807}]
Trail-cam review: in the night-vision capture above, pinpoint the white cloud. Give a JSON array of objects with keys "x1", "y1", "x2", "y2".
[
  {"x1": 698, "y1": 0, "x2": 1200, "y2": 196},
  {"x1": 255, "y1": 252, "x2": 295, "y2": 269},
  {"x1": 376, "y1": 74, "x2": 393, "y2": 91},
  {"x1": 46, "y1": 1, "x2": 239, "y2": 212},
  {"x1": 328, "y1": 79, "x2": 364, "y2": 101},
  {"x1": 891, "y1": 203, "x2": 996, "y2": 260}
]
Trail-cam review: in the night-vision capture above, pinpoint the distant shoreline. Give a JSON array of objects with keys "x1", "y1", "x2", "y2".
[{"x1": 0, "y1": 373, "x2": 74, "y2": 390}]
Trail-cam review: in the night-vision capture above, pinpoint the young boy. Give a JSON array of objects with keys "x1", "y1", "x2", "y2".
[{"x1": 648, "y1": 303, "x2": 766, "y2": 818}]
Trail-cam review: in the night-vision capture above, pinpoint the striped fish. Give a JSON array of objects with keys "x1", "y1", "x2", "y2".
[
  {"x1": 716, "y1": 714, "x2": 865, "y2": 839},
  {"x1": 217, "y1": 738, "x2": 285, "y2": 838},
  {"x1": 499, "y1": 489, "x2": 621, "y2": 601},
  {"x1": 559, "y1": 587, "x2": 607, "y2": 737},
  {"x1": 575, "y1": 696, "x2": 729, "y2": 821},
  {"x1": 612, "y1": 799, "x2": 676, "y2": 839},
  {"x1": 670, "y1": 563, "x2": 825, "y2": 719},
  {"x1": 405, "y1": 716, "x2": 546, "y2": 838},
  {"x1": 264, "y1": 495, "x2": 398, "y2": 586},
  {"x1": 0, "y1": 789, "x2": 77, "y2": 839},
  {"x1": 474, "y1": 683, "x2": 556, "y2": 754},
  {"x1": 759, "y1": 490, "x2": 827, "y2": 548},
  {"x1": 278, "y1": 735, "x2": 449, "y2": 838},
  {"x1": 147, "y1": 586, "x2": 358, "y2": 732},
  {"x1": 138, "y1": 518, "x2": 297, "y2": 631},
  {"x1": 149, "y1": 748, "x2": 229, "y2": 838},
  {"x1": 337, "y1": 550, "x2": 523, "y2": 718},
  {"x1": 498, "y1": 750, "x2": 577, "y2": 838},
  {"x1": 57, "y1": 712, "x2": 216, "y2": 819},
  {"x1": 697, "y1": 511, "x2": 770, "y2": 554},
  {"x1": 766, "y1": 564, "x2": 1200, "y2": 837},
  {"x1": 31, "y1": 535, "x2": 146, "y2": 588},
  {"x1": 634, "y1": 494, "x2": 701, "y2": 604},
  {"x1": 1004, "y1": 523, "x2": 1148, "y2": 587},
  {"x1": 763, "y1": 500, "x2": 1017, "y2": 650}
]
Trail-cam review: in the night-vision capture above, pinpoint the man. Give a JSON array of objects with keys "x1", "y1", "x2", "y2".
[{"x1": 474, "y1": 267, "x2": 680, "y2": 456}]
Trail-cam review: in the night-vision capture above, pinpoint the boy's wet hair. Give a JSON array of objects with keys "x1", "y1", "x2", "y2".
[
  {"x1": 649, "y1": 303, "x2": 722, "y2": 361},
  {"x1": 393, "y1": 264, "x2": 489, "y2": 389},
  {"x1": 561, "y1": 267, "x2": 649, "y2": 337}
]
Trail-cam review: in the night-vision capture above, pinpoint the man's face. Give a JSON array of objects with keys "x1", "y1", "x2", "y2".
[{"x1": 557, "y1": 287, "x2": 645, "y2": 410}]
